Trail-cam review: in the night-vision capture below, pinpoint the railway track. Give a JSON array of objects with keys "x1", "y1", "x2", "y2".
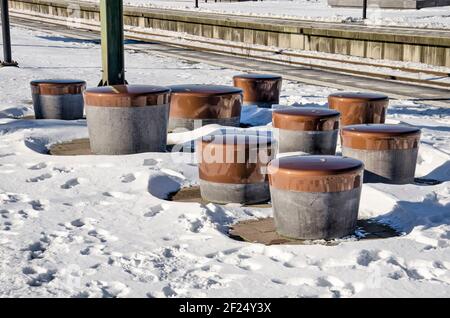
[
  {"x1": 10, "y1": 10, "x2": 450, "y2": 88},
  {"x1": 8, "y1": 12, "x2": 450, "y2": 107}
]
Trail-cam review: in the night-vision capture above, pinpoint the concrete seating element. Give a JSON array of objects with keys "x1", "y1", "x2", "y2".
[
  {"x1": 30, "y1": 79, "x2": 86, "y2": 120},
  {"x1": 233, "y1": 74, "x2": 282, "y2": 108},
  {"x1": 268, "y1": 155, "x2": 364, "y2": 240},
  {"x1": 168, "y1": 84, "x2": 243, "y2": 132},
  {"x1": 328, "y1": 92, "x2": 389, "y2": 127},
  {"x1": 272, "y1": 107, "x2": 340, "y2": 154},
  {"x1": 341, "y1": 124, "x2": 421, "y2": 184},
  {"x1": 84, "y1": 85, "x2": 171, "y2": 155},
  {"x1": 197, "y1": 133, "x2": 275, "y2": 204}
]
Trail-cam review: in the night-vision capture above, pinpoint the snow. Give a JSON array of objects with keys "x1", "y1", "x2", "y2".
[
  {"x1": 1, "y1": 26, "x2": 450, "y2": 298},
  {"x1": 83, "y1": 0, "x2": 450, "y2": 29},
  {"x1": 16, "y1": 8, "x2": 449, "y2": 87}
]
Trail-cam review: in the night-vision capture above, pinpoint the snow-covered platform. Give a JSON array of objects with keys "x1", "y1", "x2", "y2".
[
  {"x1": 8, "y1": 0, "x2": 450, "y2": 67},
  {"x1": 328, "y1": 0, "x2": 450, "y2": 9},
  {"x1": 1, "y1": 25, "x2": 450, "y2": 298}
]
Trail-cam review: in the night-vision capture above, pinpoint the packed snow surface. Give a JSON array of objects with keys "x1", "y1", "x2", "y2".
[
  {"x1": 83, "y1": 0, "x2": 450, "y2": 29},
  {"x1": 1, "y1": 26, "x2": 450, "y2": 298}
]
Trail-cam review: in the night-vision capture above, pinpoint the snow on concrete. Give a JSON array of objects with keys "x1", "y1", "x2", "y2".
[
  {"x1": 85, "y1": 0, "x2": 450, "y2": 29},
  {"x1": 1, "y1": 26, "x2": 450, "y2": 297}
]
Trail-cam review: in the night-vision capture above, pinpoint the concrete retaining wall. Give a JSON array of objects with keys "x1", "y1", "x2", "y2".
[
  {"x1": 9, "y1": 0, "x2": 450, "y2": 67},
  {"x1": 328, "y1": 0, "x2": 450, "y2": 9}
]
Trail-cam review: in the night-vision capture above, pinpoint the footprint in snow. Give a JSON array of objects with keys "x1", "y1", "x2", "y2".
[
  {"x1": 315, "y1": 276, "x2": 358, "y2": 298},
  {"x1": 28, "y1": 199, "x2": 49, "y2": 211},
  {"x1": 88, "y1": 229, "x2": 118, "y2": 243},
  {"x1": 271, "y1": 278, "x2": 287, "y2": 285},
  {"x1": 28, "y1": 162, "x2": 48, "y2": 170},
  {"x1": 178, "y1": 214, "x2": 205, "y2": 233},
  {"x1": 53, "y1": 166, "x2": 73, "y2": 173},
  {"x1": 80, "y1": 244, "x2": 107, "y2": 256},
  {"x1": 161, "y1": 286, "x2": 178, "y2": 297},
  {"x1": 0, "y1": 210, "x2": 23, "y2": 231},
  {"x1": 24, "y1": 240, "x2": 48, "y2": 260},
  {"x1": 22, "y1": 266, "x2": 57, "y2": 287},
  {"x1": 83, "y1": 281, "x2": 130, "y2": 298},
  {"x1": 18, "y1": 209, "x2": 39, "y2": 219},
  {"x1": 61, "y1": 178, "x2": 82, "y2": 189},
  {"x1": 71, "y1": 219, "x2": 86, "y2": 228},
  {"x1": 69, "y1": 217, "x2": 97, "y2": 229},
  {"x1": 144, "y1": 203, "x2": 170, "y2": 218},
  {"x1": 120, "y1": 173, "x2": 136, "y2": 183},
  {"x1": 0, "y1": 209, "x2": 10, "y2": 217},
  {"x1": 0, "y1": 193, "x2": 30, "y2": 204},
  {"x1": 355, "y1": 249, "x2": 386, "y2": 267},
  {"x1": 143, "y1": 158, "x2": 159, "y2": 166},
  {"x1": 264, "y1": 247, "x2": 295, "y2": 263},
  {"x1": 238, "y1": 259, "x2": 262, "y2": 271},
  {"x1": 102, "y1": 192, "x2": 135, "y2": 200},
  {"x1": 27, "y1": 173, "x2": 53, "y2": 183}
]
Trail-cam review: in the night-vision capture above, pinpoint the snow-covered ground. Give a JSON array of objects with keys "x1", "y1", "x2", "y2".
[
  {"x1": 85, "y1": 0, "x2": 450, "y2": 29},
  {"x1": 1, "y1": 26, "x2": 450, "y2": 298}
]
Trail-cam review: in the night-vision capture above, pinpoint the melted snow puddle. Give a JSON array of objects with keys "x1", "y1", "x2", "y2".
[
  {"x1": 22, "y1": 129, "x2": 440, "y2": 249},
  {"x1": 164, "y1": 184, "x2": 402, "y2": 246},
  {"x1": 29, "y1": 138, "x2": 194, "y2": 156}
]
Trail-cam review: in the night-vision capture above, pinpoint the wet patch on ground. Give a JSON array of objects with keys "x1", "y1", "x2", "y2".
[{"x1": 229, "y1": 218, "x2": 401, "y2": 246}]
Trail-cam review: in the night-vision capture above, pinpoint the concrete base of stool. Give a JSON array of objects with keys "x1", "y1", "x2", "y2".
[
  {"x1": 342, "y1": 147, "x2": 418, "y2": 184},
  {"x1": 32, "y1": 94, "x2": 84, "y2": 120},
  {"x1": 199, "y1": 180, "x2": 270, "y2": 205},
  {"x1": 169, "y1": 116, "x2": 240, "y2": 132},
  {"x1": 86, "y1": 104, "x2": 169, "y2": 155},
  {"x1": 271, "y1": 187, "x2": 361, "y2": 240},
  {"x1": 277, "y1": 129, "x2": 338, "y2": 155}
]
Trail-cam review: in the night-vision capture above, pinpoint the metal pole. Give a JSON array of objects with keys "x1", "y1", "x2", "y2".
[
  {"x1": 99, "y1": 0, "x2": 125, "y2": 86},
  {"x1": 195, "y1": 0, "x2": 198, "y2": 8},
  {"x1": 1, "y1": 0, "x2": 18, "y2": 66},
  {"x1": 362, "y1": 0, "x2": 368, "y2": 20}
]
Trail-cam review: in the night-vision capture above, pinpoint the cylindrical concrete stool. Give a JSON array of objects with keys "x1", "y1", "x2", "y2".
[
  {"x1": 233, "y1": 74, "x2": 282, "y2": 108},
  {"x1": 84, "y1": 85, "x2": 171, "y2": 155},
  {"x1": 268, "y1": 155, "x2": 364, "y2": 240},
  {"x1": 328, "y1": 92, "x2": 389, "y2": 127},
  {"x1": 197, "y1": 134, "x2": 275, "y2": 204},
  {"x1": 30, "y1": 79, "x2": 86, "y2": 120},
  {"x1": 272, "y1": 107, "x2": 340, "y2": 154},
  {"x1": 169, "y1": 84, "x2": 242, "y2": 132},
  {"x1": 341, "y1": 124, "x2": 421, "y2": 184}
]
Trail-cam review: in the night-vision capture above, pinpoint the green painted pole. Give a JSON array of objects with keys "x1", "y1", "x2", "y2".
[{"x1": 99, "y1": 0, "x2": 125, "y2": 86}]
